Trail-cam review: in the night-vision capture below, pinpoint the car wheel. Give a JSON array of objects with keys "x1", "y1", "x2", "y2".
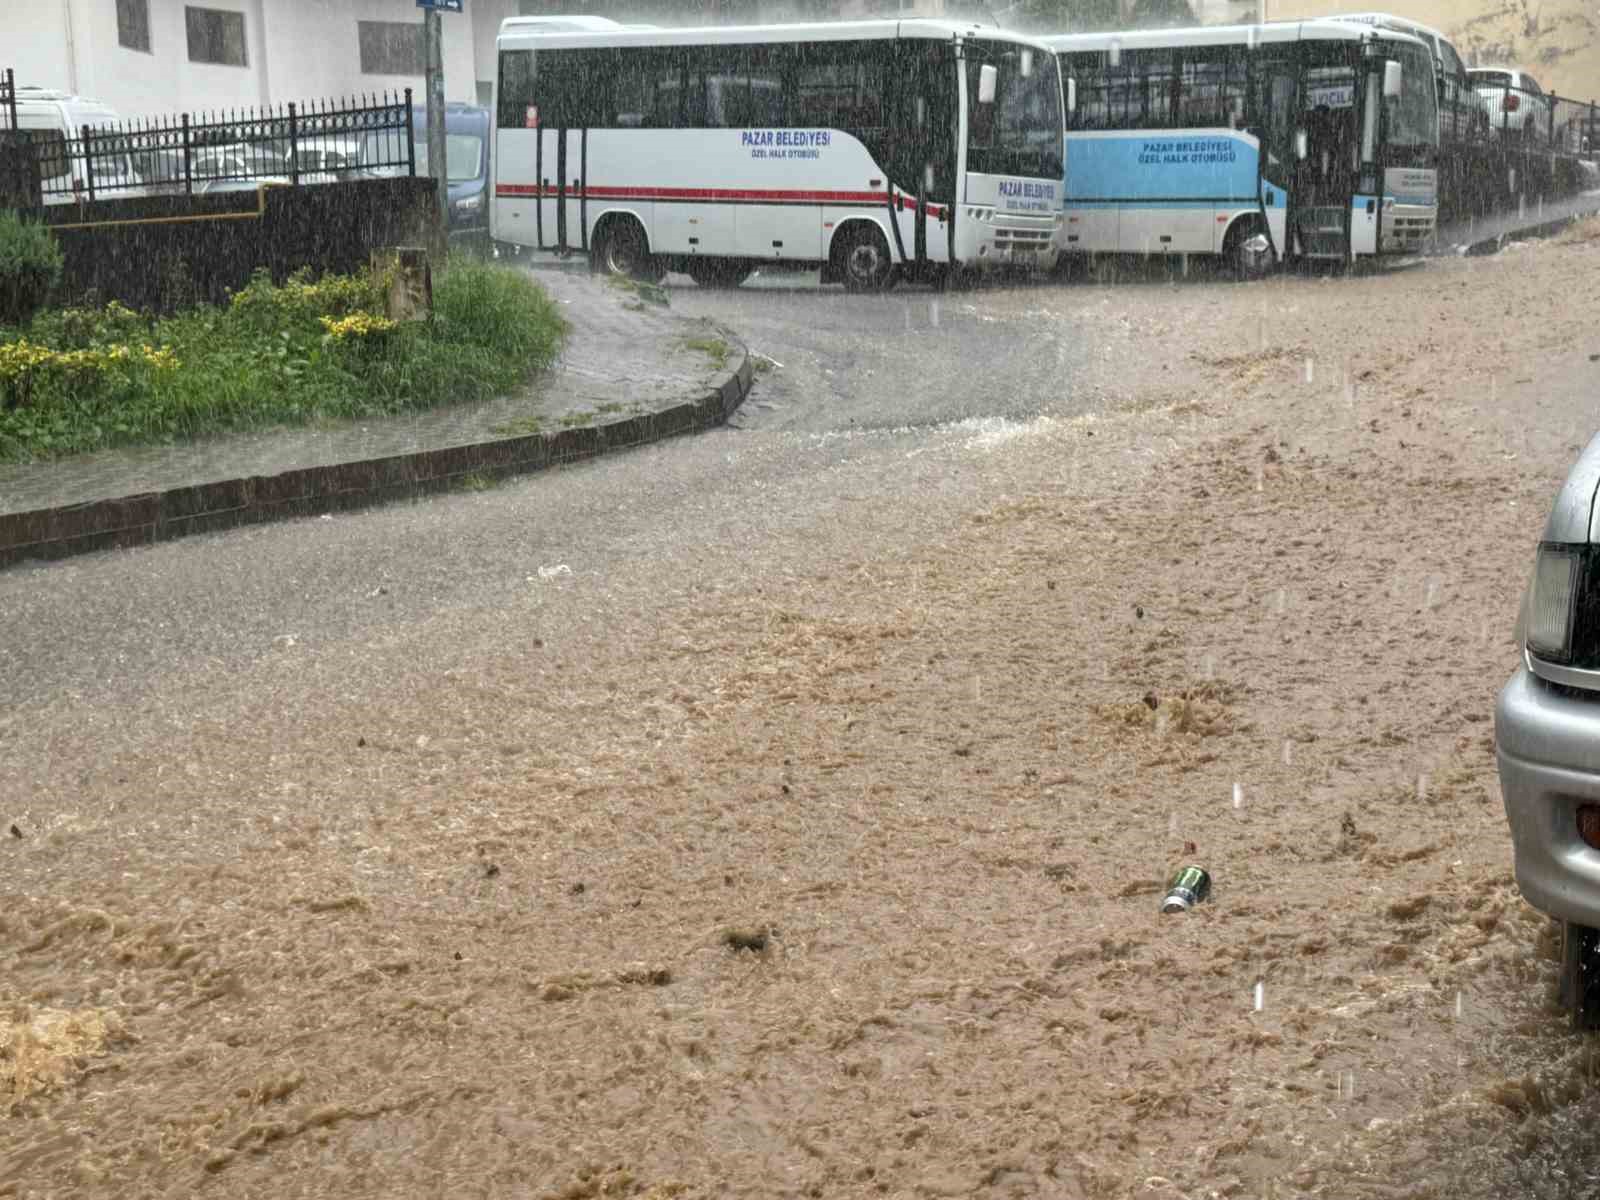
[
  {"x1": 594, "y1": 218, "x2": 664, "y2": 284},
  {"x1": 834, "y1": 223, "x2": 896, "y2": 293},
  {"x1": 685, "y1": 259, "x2": 753, "y2": 289},
  {"x1": 1560, "y1": 920, "x2": 1600, "y2": 1031}
]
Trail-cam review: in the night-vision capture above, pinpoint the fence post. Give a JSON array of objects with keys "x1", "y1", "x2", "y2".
[
  {"x1": 288, "y1": 101, "x2": 298, "y2": 187},
  {"x1": 404, "y1": 87, "x2": 416, "y2": 178},
  {"x1": 81, "y1": 123, "x2": 96, "y2": 203},
  {"x1": 181, "y1": 113, "x2": 192, "y2": 196}
]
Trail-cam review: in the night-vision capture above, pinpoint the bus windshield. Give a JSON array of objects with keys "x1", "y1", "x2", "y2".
[
  {"x1": 966, "y1": 41, "x2": 1064, "y2": 180},
  {"x1": 1386, "y1": 40, "x2": 1438, "y2": 159}
]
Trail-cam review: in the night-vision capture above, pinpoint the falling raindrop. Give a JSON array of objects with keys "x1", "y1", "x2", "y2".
[
  {"x1": 1274, "y1": 588, "x2": 1286, "y2": 616},
  {"x1": 930, "y1": 299, "x2": 940, "y2": 328},
  {"x1": 1455, "y1": 990, "x2": 1463, "y2": 1020},
  {"x1": 1282, "y1": 740, "x2": 1293, "y2": 766},
  {"x1": 1155, "y1": 708, "x2": 1170, "y2": 738},
  {"x1": 1108, "y1": 38, "x2": 1122, "y2": 68},
  {"x1": 1254, "y1": 980, "x2": 1264, "y2": 1011},
  {"x1": 1304, "y1": 357, "x2": 1315, "y2": 385},
  {"x1": 1425, "y1": 578, "x2": 1440, "y2": 609},
  {"x1": 1233, "y1": 782, "x2": 1244, "y2": 810},
  {"x1": 1417, "y1": 773, "x2": 1430, "y2": 802},
  {"x1": 1255, "y1": 464, "x2": 1265, "y2": 492},
  {"x1": 1339, "y1": 1070, "x2": 1356, "y2": 1100},
  {"x1": 973, "y1": 676, "x2": 982, "y2": 703},
  {"x1": 1202, "y1": 654, "x2": 1216, "y2": 680}
]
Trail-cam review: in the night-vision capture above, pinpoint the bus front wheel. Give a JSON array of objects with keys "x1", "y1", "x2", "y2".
[
  {"x1": 1227, "y1": 218, "x2": 1276, "y2": 282},
  {"x1": 594, "y1": 218, "x2": 664, "y2": 284},
  {"x1": 834, "y1": 224, "x2": 896, "y2": 293}
]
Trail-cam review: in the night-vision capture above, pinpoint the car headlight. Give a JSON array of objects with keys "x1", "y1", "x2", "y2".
[{"x1": 1529, "y1": 543, "x2": 1582, "y2": 662}]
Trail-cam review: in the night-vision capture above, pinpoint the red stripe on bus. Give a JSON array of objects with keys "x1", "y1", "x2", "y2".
[{"x1": 495, "y1": 183, "x2": 945, "y2": 219}]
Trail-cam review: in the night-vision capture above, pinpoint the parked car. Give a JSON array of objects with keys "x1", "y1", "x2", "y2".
[
  {"x1": 288, "y1": 136, "x2": 365, "y2": 184},
  {"x1": 9, "y1": 86, "x2": 146, "y2": 202},
  {"x1": 357, "y1": 102, "x2": 490, "y2": 254},
  {"x1": 1469, "y1": 66, "x2": 1553, "y2": 146},
  {"x1": 1337, "y1": 13, "x2": 1490, "y2": 145},
  {"x1": 1496, "y1": 433, "x2": 1600, "y2": 1029}
]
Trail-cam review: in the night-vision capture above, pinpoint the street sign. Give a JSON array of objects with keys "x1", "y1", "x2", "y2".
[{"x1": 416, "y1": 0, "x2": 463, "y2": 11}]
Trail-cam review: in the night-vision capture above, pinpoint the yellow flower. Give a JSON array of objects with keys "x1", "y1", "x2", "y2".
[{"x1": 319, "y1": 313, "x2": 398, "y2": 340}]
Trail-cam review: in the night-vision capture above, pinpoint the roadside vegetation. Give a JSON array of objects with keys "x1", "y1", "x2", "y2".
[{"x1": 0, "y1": 243, "x2": 566, "y2": 462}]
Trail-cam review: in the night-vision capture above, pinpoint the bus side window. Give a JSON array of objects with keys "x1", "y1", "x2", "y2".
[{"x1": 497, "y1": 49, "x2": 534, "y2": 129}]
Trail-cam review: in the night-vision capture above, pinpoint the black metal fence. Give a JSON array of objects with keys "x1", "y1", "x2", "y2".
[
  {"x1": 3, "y1": 84, "x2": 415, "y2": 204},
  {"x1": 1474, "y1": 77, "x2": 1598, "y2": 160}
]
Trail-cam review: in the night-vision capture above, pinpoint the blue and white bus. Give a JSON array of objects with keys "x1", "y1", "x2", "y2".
[{"x1": 1044, "y1": 21, "x2": 1439, "y2": 276}]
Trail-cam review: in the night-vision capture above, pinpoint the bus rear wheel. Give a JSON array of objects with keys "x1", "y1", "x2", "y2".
[
  {"x1": 1226, "y1": 217, "x2": 1275, "y2": 282},
  {"x1": 686, "y1": 259, "x2": 753, "y2": 289},
  {"x1": 835, "y1": 224, "x2": 896, "y2": 293},
  {"x1": 594, "y1": 218, "x2": 664, "y2": 284}
]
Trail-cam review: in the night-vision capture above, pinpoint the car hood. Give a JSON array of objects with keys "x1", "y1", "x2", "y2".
[{"x1": 1543, "y1": 430, "x2": 1600, "y2": 544}]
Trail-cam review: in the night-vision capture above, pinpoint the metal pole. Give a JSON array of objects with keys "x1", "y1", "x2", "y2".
[
  {"x1": 424, "y1": 8, "x2": 448, "y2": 262},
  {"x1": 82, "y1": 124, "x2": 95, "y2": 203}
]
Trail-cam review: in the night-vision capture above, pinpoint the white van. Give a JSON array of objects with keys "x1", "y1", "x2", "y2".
[{"x1": 10, "y1": 86, "x2": 146, "y2": 204}]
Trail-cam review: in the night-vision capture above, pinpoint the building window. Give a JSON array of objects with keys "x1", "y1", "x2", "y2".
[
  {"x1": 117, "y1": 0, "x2": 152, "y2": 53},
  {"x1": 359, "y1": 21, "x2": 425, "y2": 76},
  {"x1": 186, "y1": 6, "x2": 248, "y2": 67}
]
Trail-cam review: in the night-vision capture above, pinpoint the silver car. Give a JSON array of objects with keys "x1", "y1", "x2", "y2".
[{"x1": 1496, "y1": 433, "x2": 1600, "y2": 1028}]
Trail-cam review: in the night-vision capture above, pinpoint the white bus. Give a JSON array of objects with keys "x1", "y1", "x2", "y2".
[
  {"x1": 491, "y1": 18, "x2": 1066, "y2": 290},
  {"x1": 1045, "y1": 21, "x2": 1440, "y2": 275}
]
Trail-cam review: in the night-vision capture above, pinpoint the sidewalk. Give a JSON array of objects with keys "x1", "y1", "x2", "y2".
[
  {"x1": 1437, "y1": 184, "x2": 1600, "y2": 254},
  {"x1": 0, "y1": 269, "x2": 753, "y2": 567}
]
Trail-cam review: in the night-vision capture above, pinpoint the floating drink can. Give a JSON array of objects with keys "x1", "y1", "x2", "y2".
[{"x1": 1161, "y1": 865, "x2": 1212, "y2": 914}]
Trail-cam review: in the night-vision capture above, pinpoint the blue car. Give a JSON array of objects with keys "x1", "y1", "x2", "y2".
[{"x1": 360, "y1": 102, "x2": 491, "y2": 254}]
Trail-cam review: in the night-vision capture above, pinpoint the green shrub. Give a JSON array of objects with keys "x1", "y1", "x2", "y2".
[
  {"x1": 0, "y1": 260, "x2": 566, "y2": 461},
  {"x1": 0, "y1": 212, "x2": 64, "y2": 328}
]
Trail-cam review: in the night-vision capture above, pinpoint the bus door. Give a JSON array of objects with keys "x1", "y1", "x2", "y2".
[
  {"x1": 528, "y1": 50, "x2": 591, "y2": 255},
  {"x1": 1247, "y1": 55, "x2": 1297, "y2": 260},
  {"x1": 1293, "y1": 58, "x2": 1360, "y2": 259},
  {"x1": 1351, "y1": 45, "x2": 1388, "y2": 257},
  {"x1": 889, "y1": 38, "x2": 958, "y2": 271}
]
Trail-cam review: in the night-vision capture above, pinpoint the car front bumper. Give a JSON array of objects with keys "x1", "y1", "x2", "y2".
[{"x1": 1496, "y1": 663, "x2": 1600, "y2": 927}]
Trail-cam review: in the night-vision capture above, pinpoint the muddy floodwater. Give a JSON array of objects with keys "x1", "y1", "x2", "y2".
[{"x1": 6, "y1": 226, "x2": 1600, "y2": 1199}]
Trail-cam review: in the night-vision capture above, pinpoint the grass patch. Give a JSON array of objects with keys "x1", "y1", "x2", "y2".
[
  {"x1": 489, "y1": 415, "x2": 545, "y2": 437},
  {"x1": 605, "y1": 274, "x2": 670, "y2": 307},
  {"x1": 0, "y1": 259, "x2": 567, "y2": 463},
  {"x1": 683, "y1": 335, "x2": 730, "y2": 372},
  {"x1": 456, "y1": 472, "x2": 499, "y2": 492}
]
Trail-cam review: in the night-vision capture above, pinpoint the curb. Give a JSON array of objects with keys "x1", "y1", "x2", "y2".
[
  {"x1": 1461, "y1": 204, "x2": 1600, "y2": 257},
  {"x1": 0, "y1": 341, "x2": 755, "y2": 570}
]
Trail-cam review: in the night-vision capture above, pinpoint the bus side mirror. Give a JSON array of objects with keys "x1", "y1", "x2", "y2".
[
  {"x1": 978, "y1": 64, "x2": 998, "y2": 105},
  {"x1": 1295, "y1": 129, "x2": 1308, "y2": 160},
  {"x1": 1383, "y1": 60, "x2": 1403, "y2": 99},
  {"x1": 1066, "y1": 77, "x2": 1077, "y2": 115}
]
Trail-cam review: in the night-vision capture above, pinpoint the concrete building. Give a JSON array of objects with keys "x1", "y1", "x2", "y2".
[
  {"x1": 1, "y1": 0, "x2": 1264, "y2": 124},
  {"x1": 2, "y1": 0, "x2": 520, "y2": 121}
]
